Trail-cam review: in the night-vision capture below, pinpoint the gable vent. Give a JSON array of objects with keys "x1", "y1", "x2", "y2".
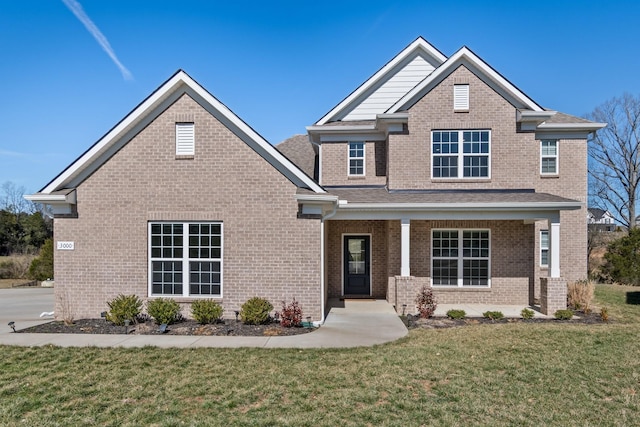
[
  {"x1": 454, "y1": 84, "x2": 469, "y2": 111},
  {"x1": 176, "y1": 122, "x2": 195, "y2": 155}
]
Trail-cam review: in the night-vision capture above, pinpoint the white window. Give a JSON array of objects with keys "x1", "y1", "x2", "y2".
[
  {"x1": 348, "y1": 142, "x2": 365, "y2": 176},
  {"x1": 149, "y1": 222, "x2": 222, "y2": 297},
  {"x1": 540, "y1": 140, "x2": 558, "y2": 174},
  {"x1": 454, "y1": 84, "x2": 469, "y2": 111},
  {"x1": 432, "y1": 130, "x2": 490, "y2": 178},
  {"x1": 176, "y1": 123, "x2": 195, "y2": 156},
  {"x1": 432, "y1": 229, "x2": 490, "y2": 287},
  {"x1": 540, "y1": 230, "x2": 549, "y2": 267}
]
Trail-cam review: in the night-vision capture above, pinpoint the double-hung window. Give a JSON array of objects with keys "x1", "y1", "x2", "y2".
[
  {"x1": 540, "y1": 230, "x2": 549, "y2": 267},
  {"x1": 432, "y1": 229, "x2": 490, "y2": 287},
  {"x1": 149, "y1": 222, "x2": 223, "y2": 297},
  {"x1": 540, "y1": 140, "x2": 558, "y2": 174},
  {"x1": 348, "y1": 142, "x2": 365, "y2": 176},
  {"x1": 432, "y1": 130, "x2": 490, "y2": 178}
]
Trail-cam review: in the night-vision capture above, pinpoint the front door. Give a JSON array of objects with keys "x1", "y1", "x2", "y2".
[{"x1": 344, "y1": 235, "x2": 371, "y2": 295}]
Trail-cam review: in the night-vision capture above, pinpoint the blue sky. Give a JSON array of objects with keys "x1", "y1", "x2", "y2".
[{"x1": 1, "y1": 0, "x2": 638, "y2": 193}]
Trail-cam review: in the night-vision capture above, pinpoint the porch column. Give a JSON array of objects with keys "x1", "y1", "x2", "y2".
[
  {"x1": 549, "y1": 220, "x2": 561, "y2": 278},
  {"x1": 401, "y1": 218, "x2": 410, "y2": 276}
]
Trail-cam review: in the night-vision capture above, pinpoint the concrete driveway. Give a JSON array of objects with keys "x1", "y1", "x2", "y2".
[{"x1": 0, "y1": 287, "x2": 54, "y2": 335}]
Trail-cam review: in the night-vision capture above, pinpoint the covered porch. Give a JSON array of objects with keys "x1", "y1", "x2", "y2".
[{"x1": 310, "y1": 188, "x2": 582, "y2": 316}]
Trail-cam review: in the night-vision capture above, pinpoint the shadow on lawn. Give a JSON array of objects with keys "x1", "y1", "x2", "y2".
[{"x1": 626, "y1": 292, "x2": 640, "y2": 305}]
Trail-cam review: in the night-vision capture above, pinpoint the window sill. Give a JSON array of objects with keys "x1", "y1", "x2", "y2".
[
  {"x1": 540, "y1": 174, "x2": 559, "y2": 179},
  {"x1": 347, "y1": 175, "x2": 366, "y2": 180},
  {"x1": 148, "y1": 296, "x2": 222, "y2": 301},
  {"x1": 175, "y1": 155, "x2": 195, "y2": 160},
  {"x1": 431, "y1": 178, "x2": 491, "y2": 183},
  {"x1": 454, "y1": 109, "x2": 469, "y2": 113},
  {"x1": 431, "y1": 286, "x2": 491, "y2": 291}
]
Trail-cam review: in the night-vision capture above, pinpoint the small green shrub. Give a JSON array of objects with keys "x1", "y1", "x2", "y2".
[
  {"x1": 279, "y1": 298, "x2": 302, "y2": 327},
  {"x1": 191, "y1": 300, "x2": 223, "y2": 324},
  {"x1": 521, "y1": 308, "x2": 535, "y2": 320},
  {"x1": 446, "y1": 309, "x2": 466, "y2": 320},
  {"x1": 240, "y1": 297, "x2": 273, "y2": 325},
  {"x1": 483, "y1": 310, "x2": 504, "y2": 320},
  {"x1": 147, "y1": 298, "x2": 181, "y2": 325},
  {"x1": 106, "y1": 294, "x2": 142, "y2": 326},
  {"x1": 554, "y1": 309, "x2": 574, "y2": 320},
  {"x1": 28, "y1": 239, "x2": 54, "y2": 281},
  {"x1": 415, "y1": 285, "x2": 437, "y2": 318},
  {"x1": 600, "y1": 306, "x2": 609, "y2": 322}
]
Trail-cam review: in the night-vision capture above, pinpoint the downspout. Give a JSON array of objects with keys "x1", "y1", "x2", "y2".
[{"x1": 317, "y1": 199, "x2": 339, "y2": 325}]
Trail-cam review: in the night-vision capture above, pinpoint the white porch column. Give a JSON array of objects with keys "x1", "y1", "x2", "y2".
[
  {"x1": 549, "y1": 220, "x2": 561, "y2": 278},
  {"x1": 401, "y1": 218, "x2": 410, "y2": 277}
]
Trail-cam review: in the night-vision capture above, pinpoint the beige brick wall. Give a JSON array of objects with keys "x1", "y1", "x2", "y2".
[
  {"x1": 321, "y1": 141, "x2": 387, "y2": 186},
  {"x1": 54, "y1": 94, "x2": 323, "y2": 321}
]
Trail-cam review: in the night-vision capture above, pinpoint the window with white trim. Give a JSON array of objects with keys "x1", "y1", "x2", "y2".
[
  {"x1": 176, "y1": 123, "x2": 195, "y2": 156},
  {"x1": 149, "y1": 222, "x2": 222, "y2": 297},
  {"x1": 432, "y1": 130, "x2": 490, "y2": 178},
  {"x1": 348, "y1": 142, "x2": 365, "y2": 176},
  {"x1": 432, "y1": 229, "x2": 490, "y2": 287},
  {"x1": 454, "y1": 84, "x2": 469, "y2": 111},
  {"x1": 540, "y1": 230, "x2": 549, "y2": 267},
  {"x1": 540, "y1": 140, "x2": 558, "y2": 174}
]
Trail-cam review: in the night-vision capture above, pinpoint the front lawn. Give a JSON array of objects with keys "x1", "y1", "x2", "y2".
[{"x1": 1, "y1": 284, "x2": 639, "y2": 426}]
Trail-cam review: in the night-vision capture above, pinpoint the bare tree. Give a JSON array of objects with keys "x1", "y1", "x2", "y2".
[
  {"x1": 0, "y1": 181, "x2": 34, "y2": 214},
  {"x1": 588, "y1": 93, "x2": 640, "y2": 229}
]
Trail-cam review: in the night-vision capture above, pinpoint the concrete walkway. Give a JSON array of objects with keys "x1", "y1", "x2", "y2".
[{"x1": 0, "y1": 296, "x2": 409, "y2": 349}]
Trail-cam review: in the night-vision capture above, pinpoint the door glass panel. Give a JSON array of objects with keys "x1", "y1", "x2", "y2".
[{"x1": 348, "y1": 238, "x2": 365, "y2": 274}]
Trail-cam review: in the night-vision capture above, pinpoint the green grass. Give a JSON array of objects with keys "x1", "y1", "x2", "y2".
[{"x1": 2, "y1": 284, "x2": 640, "y2": 426}]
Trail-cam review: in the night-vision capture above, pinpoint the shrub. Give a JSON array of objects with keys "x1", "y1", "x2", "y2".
[
  {"x1": 106, "y1": 294, "x2": 142, "y2": 326},
  {"x1": 279, "y1": 298, "x2": 302, "y2": 327},
  {"x1": 191, "y1": 300, "x2": 223, "y2": 324},
  {"x1": 604, "y1": 229, "x2": 640, "y2": 285},
  {"x1": 0, "y1": 255, "x2": 33, "y2": 279},
  {"x1": 567, "y1": 280, "x2": 595, "y2": 313},
  {"x1": 483, "y1": 311, "x2": 504, "y2": 320},
  {"x1": 521, "y1": 308, "x2": 535, "y2": 319},
  {"x1": 147, "y1": 298, "x2": 181, "y2": 325},
  {"x1": 415, "y1": 285, "x2": 437, "y2": 318},
  {"x1": 446, "y1": 309, "x2": 466, "y2": 320},
  {"x1": 28, "y1": 239, "x2": 54, "y2": 281},
  {"x1": 554, "y1": 309, "x2": 574, "y2": 320},
  {"x1": 600, "y1": 306, "x2": 609, "y2": 322},
  {"x1": 240, "y1": 297, "x2": 273, "y2": 325}
]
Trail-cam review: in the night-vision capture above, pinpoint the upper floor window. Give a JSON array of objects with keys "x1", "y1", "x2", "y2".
[
  {"x1": 432, "y1": 130, "x2": 490, "y2": 179},
  {"x1": 540, "y1": 140, "x2": 558, "y2": 175},
  {"x1": 176, "y1": 123, "x2": 195, "y2": 156},
  {"x1": 453, "y1": 84, "x2": 469, "y2": 111},
  {"x1": 348, "y1": 142, "x2": 365, "y2": 176}
]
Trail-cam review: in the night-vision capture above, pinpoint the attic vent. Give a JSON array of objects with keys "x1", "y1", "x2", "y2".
[
  {"x1": 176, "y1": 123, "x2": 195, "y2": 156},
  {"x1": 454, "y1": 84, "x2": 469, "y2": 111}
]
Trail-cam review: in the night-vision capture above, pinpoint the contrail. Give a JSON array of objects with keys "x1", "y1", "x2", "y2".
[{"x1": 61, "y1": 0, "x2": 133, "y2": 80}]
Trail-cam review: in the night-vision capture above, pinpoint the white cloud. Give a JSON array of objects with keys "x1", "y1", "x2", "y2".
[
  {"x1": 0, "y1": 149, "x2": 25, "y2": 157},
  {"x1": 62, "y1": 0, "x2": 133, "y2": 80}
]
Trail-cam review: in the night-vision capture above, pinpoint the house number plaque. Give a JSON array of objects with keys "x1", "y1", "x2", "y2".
[{"x1": 56, "y1": 241, "x2": 75, "y2": 250}]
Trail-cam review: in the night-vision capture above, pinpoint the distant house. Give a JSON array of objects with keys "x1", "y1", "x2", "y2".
[
  {"x1": 588, "y1": 208, "x2": 616, "y2": 232},
  {"x1": 27, "y1": 37, "x2": 606, "y2": 321}
]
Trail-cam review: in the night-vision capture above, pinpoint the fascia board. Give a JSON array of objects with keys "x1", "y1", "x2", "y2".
[
  {"x1": 389, "y1": 47, "x2": 544, "y2": 113},
  {"x1": 315, "y1": 37, "x2": 447, "y2": 125},
  {"x1": 306, "y1": 125, "x2": 377, "y2": 133},
  {"x1": 331, "y1": 209, "x2": 564, "y2": 221},
  {"x1": 295, "y1": 194, "x2": 339, "y2": 203},
  {"x1": 338, "y1": 201, "x2": 582, "y2": 211},
  {"x1": 537, "y1": 122, "x2": 607, "y2": 130}
]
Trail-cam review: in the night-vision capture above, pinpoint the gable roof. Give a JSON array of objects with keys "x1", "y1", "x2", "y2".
[
  {"x1": 388, "y1": 46, "x2": 544, "y2": 113},
  {"x1": 33, "y1": 70, "x2": 324, "y2": 197},
  {"x1": 315, "y1": 37, "x2": 447, "y2": 125}
]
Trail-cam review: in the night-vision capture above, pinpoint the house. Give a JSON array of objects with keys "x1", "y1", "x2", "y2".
[
  {"x1": 27, "y1": 37, "x2": 605, "y2": 321},
  {"x1": 588, "y1": 208, "x2": 616, "y2": 232}
]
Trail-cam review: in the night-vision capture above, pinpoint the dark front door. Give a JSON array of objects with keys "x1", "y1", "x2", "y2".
[{"x1": 344, "y1": 235, "x2": 371, "y2": 295}]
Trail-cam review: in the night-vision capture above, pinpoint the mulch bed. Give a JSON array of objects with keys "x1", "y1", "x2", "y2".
[
  {"x1": 19, "y1": 318, "x2": 315, "y2": 337},
  {"x1": 405, "y1": 310, "x2": 606, "y2": 330}
]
